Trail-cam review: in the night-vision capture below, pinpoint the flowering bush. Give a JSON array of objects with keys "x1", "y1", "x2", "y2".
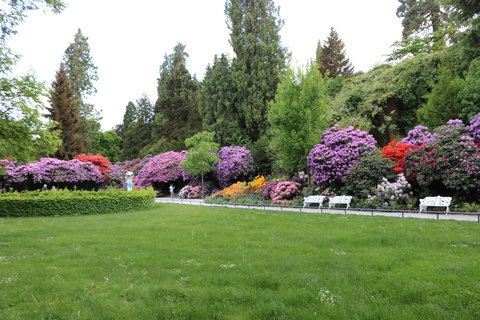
[
  {"x1": 467, "y1": 112, "x2": 480, "y2": 143},
  {"x1": 376, "y1": 174, "x2": 412, "y2": 203},
  {"x1": 248, "y1": 175, "x2": 267, "y2": 193},
  {"x1": 214, "y1": 181, "x2": 248, "y2": 199},
  {"x1": 215, "y1": 146, "x2": 255, "y2": 188},
  {"x1": 381, "y1": 139, "x2": 412, "y2": 173},
  {"x1": 74, "y1": 153, "x2": 111, "y2": 176},
  {"x1": 3, "y1": 158, "x2": 104, "y2": 191},
  {"x1": 401, "y1": 125, "x2": 436, "y2": 146},
  {"x1": 260, "y1": 181, "x2": 278, "y2": 200},
  {"x1": 106, "y1": 155, "x2": 153, "y2": 189},
  {"x1": 136, "y1": 151, "x2": 189, "y2": 188},
  {"x1": 307, "y1": 126, "x2": 376, "y2": 186},
  {"x1": 270, "y1": 180, "x2": 302, "y2": 204},
  {"x1": 178, "y1": 185, "x2": 208, "y2": 199}
]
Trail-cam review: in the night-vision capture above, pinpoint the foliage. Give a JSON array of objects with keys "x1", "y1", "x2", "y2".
[
  {"x1": 268, "y1": 64, "x2": 330, "y2": 175},
  {"x1": 307, "y1": 126, "x2": 377, "y2": 187},
  {"x1": 270, "y1": 180, "x2": 302, "y2": 204},
  {"x1": 136, "y1": 151, "x2": 189, "y2": 188},
  {"x1": 46, "y1": 63, "x2": 84, "y2": 159},
  {"x1": 2, "y1": 157, "x2": 104, "y2": 191},
  {"x1": 468, "y1": 112, "x2": 480, "y2": 143},
  {"x1": 249, "y1": 135, "x2": 275, "y2": 176},
  {"x1": 381, "y1": 139, "x2": 412, "y2": 173},
  {"x1": 459, "y1": 58, "x2": 480, "y2": 120},
  {"x1": 74, "y1": 153, "x2": 111, "y2": 176},
  {"x1": 401, "y1": 125, "x2": 437, "y2": 145},
  {"x1": 153, "y1": 43, "x2": 201, "y2": 151},
  {"x1": 91, "y1": 130, "x2": 122, "y2": 162},
  {"x1": 318, "y1": 27, "x2": 354, "y2": 78},
  {"x1": 0, "y1": 188, "x2": 155, "y2": 217},
  {"x1": 344, "y1": 150, "x2": 397, "y2": 198},
  {"x1": 215, "y1": 146, "x2": 255, "y2": 188},
  {"x1": 396, "y1": 0, "x2": 447, "y2": 41},
  {"x1": 121, "y1": 101, "x2": 136, "y2": 136},
  {"x1": 226, "y1": 0, "x2": 288, "y2": 142}
]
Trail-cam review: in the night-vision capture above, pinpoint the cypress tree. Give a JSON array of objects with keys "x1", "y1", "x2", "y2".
[
  {"x1": 318, "y1": 27, "x2": 354, "y2": 78},
  {"x1": 121, "y1": 101, "x2": 137, "y2": 136},
  {"x1": 47, "y1": 63, "x2": 84, "y2": 160},
  {"x1": 225, "y1": 0, "x2": 288, "y2": 143}
]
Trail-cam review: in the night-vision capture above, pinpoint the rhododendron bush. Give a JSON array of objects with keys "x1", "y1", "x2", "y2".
[
  {"x1": 270, "y1": 180, "x2": 302, "y2": 204},
  {"x1": 401, "y1": 125, "x2": 436, "y2": 146},
  {"x1": 307, "y1": 126, "x2": 376, "y2": 186},
  {"x1": 468, "y1": 112, "x2": 480, "y2": 143},
  {"x1": 2, "y1": 158, "x2": 104, "y2": 191},
  {"x1": 215, "y1": 146, "x2": 255, "y2": 188},
  {"x1": 74, "y1": 153, "x2": 111, "y2": 176},
  {"x1": 381, "y1": 140, "x2": 412, "y2": 173},
  {"x1": 108, "y1": 155, "x2": 153, "y2": 189},
  {"x1": 136, "y1": 151, "x2": 189, "y2": 188}
]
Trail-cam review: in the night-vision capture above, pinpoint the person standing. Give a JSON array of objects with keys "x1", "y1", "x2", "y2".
[{"x1": 169, "y1": 184, "x2": 175, "y2": 198}]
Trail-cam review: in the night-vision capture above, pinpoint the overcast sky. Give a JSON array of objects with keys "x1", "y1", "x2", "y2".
[{"x1": 9, "y1": 0, "x2": 403, "y2": 131}]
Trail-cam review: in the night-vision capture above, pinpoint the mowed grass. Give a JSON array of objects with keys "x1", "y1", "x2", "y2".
[{"x1": 1, "y1": 204, "x2": 479, "y2": 319}]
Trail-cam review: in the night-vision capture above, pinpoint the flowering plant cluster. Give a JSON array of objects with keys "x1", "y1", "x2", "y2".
[
  {"x1": 213, "y1": 181, "x2": 248, "y2": 199},
  {"x1": 74, "y1": 153, "x2": 111, "y2": 176},
  {"x1": 381, "y1": 140, "x2": 412, "y2": 173},
  {"x1": 136, "y1": 151, "x2": 190, "y2": 188},
  {"x1": 260, "y1": 181, "x2": 278, "y2": 200},
  {"x1": 2, "y1": 158, "x2": 104, "y2": 191},
  {"x1": 248, "y1": 175, "x2": 267, "y2": 193},
  {"x1": 376, "y1": 174, "x2": 412, "y2": 202},
  {"x1": 107, "y1": 155, "x2": 153, "y2": 189},
  {"x1": 270, "y1": 180, "x2": 302, "y2": 204},
  {"x1": 215, "y1": 146, "x2": 255, "y2": 188},
  {"x1": 178, "y1": 184, "x2": 208, "y2": 199},
  {"x1": 307, "y1": 126, "x2": 376, "y2": 185},
  {"x1": 401, "y1": 125, "x2": 436, "y2": 146},
  {"x1": 467, "y1": 112, "x2": 480, "y2": 143}
]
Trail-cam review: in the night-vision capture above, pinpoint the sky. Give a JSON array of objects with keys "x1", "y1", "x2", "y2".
[{"x1": 9, "y1": 0, "x2": 403, "y2": 131}]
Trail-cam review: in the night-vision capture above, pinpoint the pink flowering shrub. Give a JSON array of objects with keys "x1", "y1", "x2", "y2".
[
  {"x1": 468, "y1": 112, "x2": 480, "y2": 143},
  {"x1": 106, "y1": 155, "x2": 153, "y2": 189},
  {"x1": 215, "y1": 146, "x2": 255, "y2": 188},
  {"x1": 178, "y1": 184, "x2": 209, "y2": 199},
  {"x1": 136, "y1": 151, "x2": 190, "y2": 188},
  {"x1": 3, "y1": 158, "x2": 104, "y2": 191},
  {"x1": 270, "y1": 180, "x2": 302, "y2": 204},
  {"x1": 401, "y1": 125, "x2": 437, "y2": 146},
  {"x1": 307, "y1": 126, "x2": 376, "y2": 186}
]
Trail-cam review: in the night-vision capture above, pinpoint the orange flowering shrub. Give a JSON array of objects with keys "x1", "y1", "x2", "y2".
[
  {"x1": 248, "y1": 175, "x2": 267, "y2": 192},
  {"x1": 214, "y1": 181, "x2": 248, "y2": 199}
]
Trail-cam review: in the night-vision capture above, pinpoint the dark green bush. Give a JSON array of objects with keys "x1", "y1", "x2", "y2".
[{"x1": 0, "y1": 188, "x2": 156, "y2": 217}]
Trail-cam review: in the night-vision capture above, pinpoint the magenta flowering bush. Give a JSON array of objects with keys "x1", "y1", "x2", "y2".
[
  {"x1": 467, "y1": 112, "x2": 480, "y2": 143},
  {"x1": 3, "y1": 158, "x2": 104, "y2": 191},
  {"x1": 215, "y1": 146, "x2": 255, "y2": 188},
  {"x1": 106, "y1": 155, "x2": 153, "y2": 189},
  {"x1": 178, "y1": 184, "x2": 209, "y2": 199},
  {"x1": 401, "y1": 125, "x2": 437, "y2": 146},
  {"x1": 136, "y1": 151, "x2": 190, "y2": 188},
  {"x1": 270, "y1": 180, "x2": 302, "y2": 204},
  {"x1": 307, "y1": 126, "x2": 376, "y2": 186},
  {"x1": 260, "y1": 181, "x2": 278, "y2": 200}
]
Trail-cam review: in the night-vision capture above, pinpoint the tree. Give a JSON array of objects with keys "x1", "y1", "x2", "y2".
[
  {"x1": 92, "y1": 130, "x2": 122, "y2": 162},
  {"x1": 268, "y1": 64, "x2": 330, "y2": 175},
  {"x1": 181, "y1": 131, "x2": 220, "y2": 198},
  {"x1": 396, "y1": 0, "x2": 446, "y2": 39},
  {"x1": 459, "y1": 58, "x2": 480, "y2": 121},
  {"x1": 318, "y1": 27, "x2": 354, "y2": 78},
  {"x1": 200, "y1": 54, "x2": 246, "y2": 146},
  {"x1": 46, "y1": 63, "x2": 84, "y2": 159},
  {"x1": 62, "y1": 28, "x2": 100, "y2": 152},
  {"x1": 153, "y1": 43, "x2": 202, "y2": 151},
  {"x1": 226, "y1": 0, "x2": 288, "y2": 143},
  {"x1": 0, "y1": 0, "x2": 64, "y2": 162},
  {"x1": 121, "y1": 101, "x2": 137, "y2": 136}
]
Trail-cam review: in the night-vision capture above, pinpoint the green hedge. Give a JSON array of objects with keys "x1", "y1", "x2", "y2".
[{"x1": 0, "y1": 188, "x2": 157, "y2": 217}]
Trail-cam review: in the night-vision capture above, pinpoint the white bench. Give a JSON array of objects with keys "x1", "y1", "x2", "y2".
[
  {"x1": 303, "y1": 195, "x2": 325, "y2": 208},
  {"x1": 419, "y1": 196, "x2": 452, "y2": 213},
  {"x1": 328, "y1": 196, "x2": 352, "y2": 209}
]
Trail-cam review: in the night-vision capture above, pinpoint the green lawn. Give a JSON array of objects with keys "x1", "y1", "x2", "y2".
[{"x1": 1, "y1": 204, "x2": 479, "y2": 319}]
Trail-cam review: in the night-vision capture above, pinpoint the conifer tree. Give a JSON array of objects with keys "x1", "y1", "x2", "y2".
[
  {"x1": 226, "y1": 0, "x2": 288, "y2": 143},
  {"x1": 62, "y1": 29, "x2": 100, "y2": 152},
  {"x1": 318, "y1": 27, "x2": 354, "y2": 78},
  {"x1": 121, "y1": 101, "x2": 137, "y2": 136},
  {"x1": 153, "y1": 43, "x2": 202, "y2": 151},
  {"x1": 47, "y1": 63, "x2": 84, "y2": 160}
]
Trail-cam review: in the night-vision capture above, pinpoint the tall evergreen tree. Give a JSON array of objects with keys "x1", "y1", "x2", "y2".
[
  {"x1": 153, "y1": 43, "x2": 202, "y2": 151},
  {"x1": 121, "y1": 101, "x2": 137, "y2": 136},
  {"x1": 396, "y1": 0, "x2": 445, "y2": 39},
  {"x1": 62, "y1": 28, "x2": 100, "y2": 152},
  {"x1": 200, "y1": 54, "x2": 246, "y2": 146},
  {"x1": 46, "y1": 63, "x2": 84, "y2": 160},
  {"x1": 318, "y1": 27, "x2": 354, "y2": 78},
  {"x1": 225, "y1": 0, "x2": 288, "y2": 143}
]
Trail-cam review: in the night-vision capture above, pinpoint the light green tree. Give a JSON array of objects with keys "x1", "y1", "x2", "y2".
[{"x1": 180, "y1": 131, "x2": 220, "y2": 198}]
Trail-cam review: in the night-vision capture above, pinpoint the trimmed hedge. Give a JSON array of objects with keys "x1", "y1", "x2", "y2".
[{"x1": 0, "y1": 188, "x2": 157, "y2": 217}]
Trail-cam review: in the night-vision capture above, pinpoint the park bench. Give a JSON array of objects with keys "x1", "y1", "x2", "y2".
[
  {"x1": 419, "y1": 196, "x2": 452, "y2": 213},
  {"x1": 328, "y1": 196, "x2": 352, "y2": 209},
  {"x1": 303, "y1": 195, "x2": 325, "y2": 208}
]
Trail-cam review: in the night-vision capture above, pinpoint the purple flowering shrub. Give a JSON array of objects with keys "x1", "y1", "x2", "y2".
[
  {"x1": 215, "y1": 146, "x2": 255, "y2": 188},
  {"x1": 467, "y1": 112, "x2": 480, "y2": 143},
  {"x1": 260, "y1": 181, "x2": 278, "y2": 200},
  {"x1": 376, "y1": 174, "x2": 412, "y2": 203},
  {"x1": 401, "y1": 125, "x2": 436, "y2": 146},
  {"x1": 106, "y1": 155, "x2": 153, "y2": 189},
  {"x1": 307, "y1": 126, "x2": 377, "y2": 186},
  {"x1": 270, "y1": 180, "x2": 302, "y2": 204},
  {"x1": 3, "y1": 158, "x2": 104, "y2": 191},
  {"x1": 136, "y1": 151, "x2": 190, "y2": 188}
]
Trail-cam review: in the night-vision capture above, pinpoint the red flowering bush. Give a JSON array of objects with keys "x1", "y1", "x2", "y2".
[
  {"x1": 381, "y1": 139, "x2": 412, "y2": 174},
  {"x1": 74, "y1": 153, "x2": 111, "y2": 176}
]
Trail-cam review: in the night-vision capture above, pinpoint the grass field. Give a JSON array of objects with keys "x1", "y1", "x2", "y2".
[{"x1": 1, "y1": 204, "x2": 479, "y2": 319}]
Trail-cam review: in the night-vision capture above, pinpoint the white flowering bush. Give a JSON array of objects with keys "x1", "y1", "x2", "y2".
[{"x1": 377, "y1": 173, "x2": 412, "y2": 202}]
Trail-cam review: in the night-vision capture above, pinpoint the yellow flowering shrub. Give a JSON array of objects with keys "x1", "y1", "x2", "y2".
[
  {"x1": 214, "y1": 181, "x2": 248, "y2": 199},
  {"x1": 248, "y1": 175, "x2": 267, "y2": 192}
]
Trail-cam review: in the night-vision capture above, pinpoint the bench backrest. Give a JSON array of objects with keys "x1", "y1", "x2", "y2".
[
  {"x1": 330, "y1": 196, "x2": 352, "y2": 204},
  {"x1": 304, "y1": 195, "x2": 325, "y2": 202},
  {"x1": 420, "y1": 196, "x2": 452, "y2": 206}
]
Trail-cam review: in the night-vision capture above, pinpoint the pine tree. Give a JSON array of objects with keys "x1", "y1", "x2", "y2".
[
  {"x1": 200, "y1": 54, "x2": 246, "y2": 146},
  {"x1": 226, "y1": 0, "x2": 288, "y2": 143},
  {"x1": 396, "y1": 0, "x2": 445, "y2": 39},
  {"x1": 318, "y1": 27, "x2": 354, "y2": 78},
  {"x1": 121, "y1": 101, "x2": 137, "y2": 136},
  {"x1": 63, "y1": 28, "x2": 100, "y2": 152},
  {"x1": 46, "y1": 63, "x2": 84, "y2": 160},
  {"x1": 153, "y1": 43, "x2": 202, "y2": 151}
]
